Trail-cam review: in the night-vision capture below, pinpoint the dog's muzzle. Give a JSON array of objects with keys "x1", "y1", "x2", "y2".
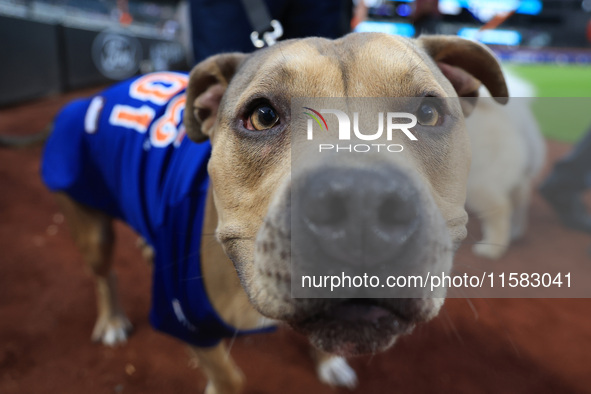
[{"x1": 252, "y1": 162, "x2": 451, "y2": 356}]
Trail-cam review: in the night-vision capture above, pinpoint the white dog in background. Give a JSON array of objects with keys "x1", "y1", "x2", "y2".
[{"x1": 466, "y1": 69, "x2": 546, "y2": 259}]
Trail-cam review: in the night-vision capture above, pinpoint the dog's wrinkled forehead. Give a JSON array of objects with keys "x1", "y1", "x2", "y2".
[
  {"x1": 184, "y1": 32, "x2": 508, "y2": 144},
  {"x1": 226, "y1": 34, "x2": 446, "y2": 104}
]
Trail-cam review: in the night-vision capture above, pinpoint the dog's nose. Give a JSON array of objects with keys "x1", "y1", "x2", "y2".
[{"x1": 295, "y1": 167, "x2": 421, "y2": 267}]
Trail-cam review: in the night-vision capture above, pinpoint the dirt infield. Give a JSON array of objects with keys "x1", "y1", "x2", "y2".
[{"x1": 1, "y1": 92, "x2": 590, "y2": 393}]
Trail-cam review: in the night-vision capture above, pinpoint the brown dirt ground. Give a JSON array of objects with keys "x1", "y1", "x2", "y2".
[{"x1": 1, "y1": 91, "x2": 591, "y2": 394}]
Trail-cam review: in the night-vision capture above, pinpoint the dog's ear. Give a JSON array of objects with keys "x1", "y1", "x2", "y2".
[
  {"x1": 184, "y1": 53, "x2": 247, "y2": 142},
  {"x1": 418, "y1": 35, "x2": 508, "y2": 107}
]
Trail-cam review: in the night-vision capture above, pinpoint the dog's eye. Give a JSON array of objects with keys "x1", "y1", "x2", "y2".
[
  {"x1": 246, "y1": 105, "x2": 279, "y2": 131},
  {"x1": 416, "y1": 102, "x2": 441, "y2": 127}
]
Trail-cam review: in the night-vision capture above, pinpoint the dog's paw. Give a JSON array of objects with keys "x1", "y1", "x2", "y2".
[
  {"x1": 472, "y1": 243, "x2": 506, "y2": 260},
  {"x1": 204, "y1": 371, "x2": 245, "y2": 394},
  {"x1": 317, "y1": 356, "x2": 358, "y2": 389},
  {"x1": 91, "y1": 314, "x2": 132, "y2": 346},
  {"x1": 136, "y1": 236, "x2": 155, "y2": 265}
]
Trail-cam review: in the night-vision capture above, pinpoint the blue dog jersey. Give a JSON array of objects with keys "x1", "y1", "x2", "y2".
[{"x1": 42, "y1": 72, "x2": 274, "y2": 347}]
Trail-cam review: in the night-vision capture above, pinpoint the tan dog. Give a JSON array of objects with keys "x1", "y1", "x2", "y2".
[
  {"x1": 465, "y1": 74, "x2": 545, "y2": 259},
  {"x1": 50, "y1": 33, "x2": 507, "y2": 393}
]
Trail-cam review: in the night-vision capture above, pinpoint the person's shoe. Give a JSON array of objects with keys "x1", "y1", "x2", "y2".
[{"x1": 539, "y1": 183, "x2": 591, "y2": 233}]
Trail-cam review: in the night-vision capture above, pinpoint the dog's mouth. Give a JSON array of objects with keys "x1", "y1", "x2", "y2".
[{"x1": 288, "y1": 299, "x2": 416, "y2": 356}]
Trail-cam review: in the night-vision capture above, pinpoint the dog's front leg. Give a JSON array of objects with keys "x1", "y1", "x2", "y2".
[
  {"x1": 312, "y1": 348, "x2": 358, "y2": 389},
  {"x1": 468, "y1": 189, "x2": 512, "y2": 259},
  {"x1": 189, "y1": 343, "x2": 245, "y2": 394}
]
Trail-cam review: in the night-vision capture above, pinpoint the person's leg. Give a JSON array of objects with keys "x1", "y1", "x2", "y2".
[
  {"x1": 539, "y1": 126, "x2": 591, "y2": 232},
  {"x1": 413, "y1": 15, "x2": 441, "y2": 36},
  {"x1": 279, "y1": 0, "x2": 352, "y2": 41},
  {"x1": 189, "y1": 0, "x2": 350, "y2": 64},
  {"x1": 189, "y1": 0, "x2": 257, "y2": 63}
]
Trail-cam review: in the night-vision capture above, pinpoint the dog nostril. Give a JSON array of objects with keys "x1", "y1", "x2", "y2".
[
  {"x1": 307, "y1": 191, "x2": 347, "y2": 226},
  {"x1": 377, "y1": 194, "x2": 416, "y2": 227}
]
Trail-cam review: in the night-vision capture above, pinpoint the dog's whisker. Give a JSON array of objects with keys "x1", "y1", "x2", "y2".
[
  {"x1": 460, "y1": 240, "x2": 510, "y2": 247},
  {"x1": 479, "y1": 299, "x2": 521, "y2": 357},
  {"x1": 451, "y1": 260, "x2": 487, "y2": 272},
  {"x1": 226, "y1": 328, "x2": 240, "y2": 360},
  {"x1": 452, "y1": 287, "x2": 482, "y2": 318},
  {"x1": 464, "y1": 297, "x2": 479, "y2": 320},
  {"x1": 440, "y1": 307, "x2": 464, "y2": 345},
  {"x1": 180, "y1": 275, "x2": 203, "y2": 282}
]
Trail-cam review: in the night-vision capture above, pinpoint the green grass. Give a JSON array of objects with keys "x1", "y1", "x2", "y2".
[
  {"x1": 505, "y1": 64, "x2": 591, "y2": 98},
  {"x1": 503, "y1": 64, "x2": 591, "y2": 143}
]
